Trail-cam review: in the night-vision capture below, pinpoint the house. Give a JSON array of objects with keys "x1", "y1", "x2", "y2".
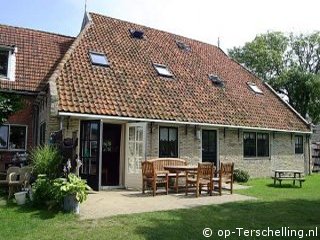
[
  {"x1": 0, "y1": 24, "x2": 74, "y2": 169},
  {"x1": 1, "y1": 12, "x2": 312, "y2": 190}
]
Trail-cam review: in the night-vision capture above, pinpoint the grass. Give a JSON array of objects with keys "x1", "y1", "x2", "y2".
[{"x1": 1, "y1": 175, "x2": 320, "y2": 239}]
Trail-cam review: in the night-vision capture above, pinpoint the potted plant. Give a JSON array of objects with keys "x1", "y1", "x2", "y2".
[{"x1": 54, "y1": 174, "x2": 90, "y2": 214}]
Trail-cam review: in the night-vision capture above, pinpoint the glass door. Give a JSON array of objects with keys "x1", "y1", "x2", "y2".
[
  {"x1": 125, "y1": 123, "x2": 146, "y2": 188},
  {"x1": 80, "y1": 120, "x2": 100, "y2": 190},
  {"x1": 202, "y1": 130, "x2": 218, "y2": 167}
]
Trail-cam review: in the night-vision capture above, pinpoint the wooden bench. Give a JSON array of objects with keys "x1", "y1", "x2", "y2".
[
  {"x1": 146, "y1": 158, "x2": 187, "y2": 192},
  {"x1": 272, "y1": 170, "x2": 305, "y2": 187}
]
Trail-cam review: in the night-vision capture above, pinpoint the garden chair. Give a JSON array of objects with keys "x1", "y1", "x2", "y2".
[
  {"x1": 212, "y1": 162, "x2": 234, "y2": 195},
  {"x1": 142, "y1": 161, "x2": 168, "y2": 196},
  {"x1": 8, "y1": 166, "x2": 33, "y2": 199},
  {"x1": 0, "y1": 167, "x2": 21, "y2": 198},
  {"x1": 185, "y1": 162, "x2": 215, "y2": 197}
]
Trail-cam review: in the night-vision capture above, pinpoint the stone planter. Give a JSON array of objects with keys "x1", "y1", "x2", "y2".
[
  {"x1": 63, "y1": 194, "x2": 80, "y2": 214},
  {"x1": 14, "y1": 191, "x2": 28, "y2": 205}
]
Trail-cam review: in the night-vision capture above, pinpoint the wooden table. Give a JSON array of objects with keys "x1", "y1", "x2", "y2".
[
  {"x1": 164, "y1": 165, "x2": 198, "y2": 193},
  {"x1": 272, "y1": 170, "x2": 305, "y2": 187}
]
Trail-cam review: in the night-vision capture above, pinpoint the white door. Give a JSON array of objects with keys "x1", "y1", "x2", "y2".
[{"x1": 125, "y1": 122, "x2": 147, "y2": 188}]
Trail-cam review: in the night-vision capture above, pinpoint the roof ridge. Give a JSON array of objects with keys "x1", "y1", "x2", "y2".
[
  {"x1": 0, "y1": 23, "x2": 75, "y2": 39},
  {"x1": 88, "y1": 12, "x2": 220, "y2": 51},
  {"x1": 48, "y1": 18, "x2": 92, "y2": 116}
]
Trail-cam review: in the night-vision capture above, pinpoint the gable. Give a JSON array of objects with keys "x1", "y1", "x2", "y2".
[{"x1": 0, "y1": 25, "x2": 74, "y2": 92}]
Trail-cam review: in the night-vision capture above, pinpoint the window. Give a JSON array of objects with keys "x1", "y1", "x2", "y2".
[
  {"x1": 129, "y1": 29, "x2": 144, "y2": 39},
  {"x1": 0, "y1": 125, "x2": 9, "y2": 149},
  {"x1": 159, "y1": 127, "x2": 178, "y2": 157},
  {"x1": 295, "y1": 135, "x2": 303, "y2": 154},
  {"x1": 0, "y1": 46, "x2": 15, "y2": 81},
  {"x1": 209, "y1": 74, "x2": 224, "y2": 87},
  {"x1": 0, "y1": 49, "x2": 9, "y2": 77},
  {"x1": 153, "y1": 64, "x2": 173, "y2": 77},
  {"x1": 39, "y1": 122, "x2": 46, "y2": 145},
  {"x1": 244, "y1": 132, "x2": 269, "y2": 157},
  {"x1": 247, "y1": 82, "x2": 263, "y2": 94},
  {"x1": 89, "y1": 52, "x2": 109, "y2": 66},
  {"x1": 0, "y1": 125, "x2": 27, "y2": 151},
  {"x1": 176, "y1": 40, "x2": 191, "y2": 51}
]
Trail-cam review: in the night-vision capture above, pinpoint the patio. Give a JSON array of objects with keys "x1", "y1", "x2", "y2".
[{"x1": 80, "y1": 185, "x2": 255, "y2": 220}]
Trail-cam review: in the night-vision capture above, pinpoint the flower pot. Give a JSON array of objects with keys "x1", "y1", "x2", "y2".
[
  {"x1": 14, "y1": 191, "x2": 28, "y2": 205},
  {"x1": 63, "y1": 194, "x2": 80, "y2": 214}
]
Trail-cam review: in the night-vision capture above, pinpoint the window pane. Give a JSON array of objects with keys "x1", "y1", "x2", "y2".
[
  {"x1": 0, "y1": 50, "x2": 9, "y2": 76},
  {"x1": 257, "y1": 133, "x2": 269, "y2": 157},
  {"x1": 295, "y1": 136, "x2": 303, "y2": 154},
  {"x1": 159, "y1": 127, "x2": 178, "y2": 158},
  {"x1": 40, "y1": 122, "x2": 46, "y2": 145},
  {"x1": 90, "y1": 123, "x2": 98, "y2": 140},
  {"x1": 244, "y1": 132, "x2": 256, "y2": 157},
  {"x1": 154, "y1": 64, "x2": 173, "y2": 77},
  {"x1": 160, "y1": 127, "x2": 168, "y2": 141},
  {"x1": 89, "y1": 52, "x2": 109, "y2": 66},
  {"x1": 9, "y1": 126, "x2": 26, "y2": 150},
  {"x1": 0, "y1": 125, "x2": 9, "y2": 149}
]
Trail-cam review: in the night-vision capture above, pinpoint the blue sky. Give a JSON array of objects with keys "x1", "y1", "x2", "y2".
[{"x1": 0, "y1": 0, "x2": 319, "y2": 51}]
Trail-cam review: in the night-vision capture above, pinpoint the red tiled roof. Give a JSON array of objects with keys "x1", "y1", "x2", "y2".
[
  {"x1": 56, "y1": 13, "x2": 310, "y2": 132},
  {"x1": 0, "y1": 24, "x2": 74, "y2": 92}
]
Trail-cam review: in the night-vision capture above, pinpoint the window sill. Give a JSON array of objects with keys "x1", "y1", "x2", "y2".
[
  {"x1": 243, "y1": 157, "x2": 271, "y2": 161},
  {"x1": 0, "y1": 149, "x2": 27, "y2": 152},
  {"x1": 0, "y1": 76, "x2": 13, "y2": 81}
]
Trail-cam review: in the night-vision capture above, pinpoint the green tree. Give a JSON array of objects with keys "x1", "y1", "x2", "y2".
[
  {"x1": 229, "y1": 31, "x2": 320, "y2": 123},
  {"x1": 0, "y1": 92, "x2": 23, "y2": 124}
]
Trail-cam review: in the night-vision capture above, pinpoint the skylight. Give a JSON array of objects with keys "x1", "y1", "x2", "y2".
[
  {"x1": 209, "y1": 74, "x2": 224, "y2": 87},
  {"x1": 89, "y1": 52, "x2": 109, "y2": 66},
  {"x1": 153, "y1": 64, "x2": 173, "y2": 77},
  {"x1": 176, "y1": 40, "x2": 191, "y2": 51},
  {"x1": 247, "y1": 82, "x2": 263, "y2": 94},
  {"x1": 129, "y1": 29, "x2": 144, "y2": 39}
]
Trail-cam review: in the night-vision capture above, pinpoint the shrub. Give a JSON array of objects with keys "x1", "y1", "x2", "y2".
[
  {"x1": 53, "y1": 174, "x2": 90, "y2": 203},
  {"x1": 30, "y1": 145, "x2": 63, "y2": 179},
  {"x1": 233, "y1": 169, "x2": 250, "y2": 183},
  {"x1": 32, "y1": 175, "x2": 64, "y2": 208}
]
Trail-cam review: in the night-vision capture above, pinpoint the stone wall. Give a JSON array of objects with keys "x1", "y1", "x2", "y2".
[
  {"x1": 147, "y1": 124, "x2": 309, "y2": 177},
  {"x1": 146, "y1": 123, "x2": 201, "y2": 165}
]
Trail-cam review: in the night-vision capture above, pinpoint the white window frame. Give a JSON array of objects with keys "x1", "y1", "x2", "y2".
[
  {"x1": 247, "y1": 82, "x2": 263, "y2": 94},
  {"x1": 0, "y1": 46, "x2": 16, "y2": 81},
  {"x1": 89, "y1": 51, "x2": 109, "y2": 67},
  {"x1": 0, "y1": 124, "x2": 27, "y2": 151},
  {"x1": 153, "y1": 63, "x2": 173, "y2": 77}
]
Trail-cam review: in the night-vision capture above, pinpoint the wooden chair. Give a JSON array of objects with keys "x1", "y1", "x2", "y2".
[
  {"x1": 185, "y1": 162, "x2": 215, "y2": 197},
  {"x1": 213, "y1": 162, "x2": 234, "y2": 195},
  {"x1": 142, "y1": 161, "x2": 168, "y2": 196}
]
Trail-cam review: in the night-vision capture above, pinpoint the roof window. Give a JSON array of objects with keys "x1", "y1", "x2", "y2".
[
  {"x1": 153, "y1": 63, "x2": 173, "y2": 77},
  {"x1": 247, "y1": 82, "x2": 263, "y2": 94},
  {"x1": 129, "y1": 29, "x2": 144, "y2": 39},
  {"x1": 209, "y1": 74, "x2": 224, "y2": 87},
  {"x1": 176, "y1": 40, "x2": 191, "y2": 51},
  {"x1": 0, "y1": 45, "x2": 16, "y2": 81},
  {"x1": 89, "y1": 52, "x2": 109, "y2": 66}
]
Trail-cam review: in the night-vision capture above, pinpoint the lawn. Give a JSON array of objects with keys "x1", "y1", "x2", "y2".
[{"x1": 1, "y1": 175, "x2": 319, "y2": 240}]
